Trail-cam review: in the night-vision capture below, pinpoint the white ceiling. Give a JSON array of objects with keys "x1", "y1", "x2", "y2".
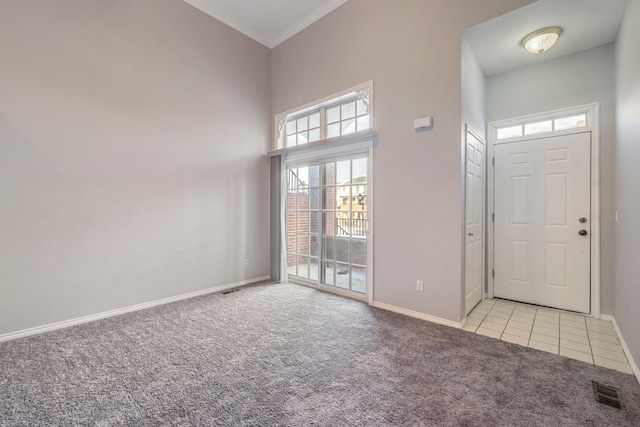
[
  {"x1": 182, "y1": 0, "x2": 628, "y2": 74},
  {"x1": 464, "y1": 0, "x2": 629, "y2": 76},
  {"x1": 181, "y1": 0, "x2": 349, "y2": 48}
]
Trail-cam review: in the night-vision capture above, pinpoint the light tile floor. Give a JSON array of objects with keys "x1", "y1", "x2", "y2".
[{"x1": 464, "y1": 299, "x2": 633, "y2": 375}]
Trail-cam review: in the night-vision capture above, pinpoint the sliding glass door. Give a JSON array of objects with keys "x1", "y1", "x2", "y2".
[{"x1": 286, "y1": 154, "x2": 368, "y2": 295}]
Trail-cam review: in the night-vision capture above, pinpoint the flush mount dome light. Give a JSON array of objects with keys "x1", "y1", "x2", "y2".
[{"x1": 521, "y1": 27, "x2": 563, "y2": 54}]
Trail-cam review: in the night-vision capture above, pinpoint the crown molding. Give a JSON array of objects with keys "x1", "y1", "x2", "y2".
[{"x1": 182, "y1": 0, "x2": 349, "y2": 48}]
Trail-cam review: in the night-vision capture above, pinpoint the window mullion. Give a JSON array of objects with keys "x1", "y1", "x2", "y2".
[{"x1": 319, "y1": 107, "x2": 327, "y2": 141}]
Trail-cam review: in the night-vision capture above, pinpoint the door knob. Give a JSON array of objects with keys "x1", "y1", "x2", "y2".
[{"x1": 578, "y1": 229, "x2": 588, "y2": 236}]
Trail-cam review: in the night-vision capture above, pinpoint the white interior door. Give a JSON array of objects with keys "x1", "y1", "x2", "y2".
[
  {"x1": 493, "y1": 132, "x2": 591, "y2": 313},
  {"x1": 465, "y1": 129, "x2": 485, "y2": 315}
]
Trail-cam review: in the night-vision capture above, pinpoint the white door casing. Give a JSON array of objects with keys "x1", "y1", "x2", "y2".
[
  {"x1": 493, "y1": 132, "x2": 591, "y2": 313},
  {"x1": 465, "y1": 128, "x2": 485, "y2": 315}
]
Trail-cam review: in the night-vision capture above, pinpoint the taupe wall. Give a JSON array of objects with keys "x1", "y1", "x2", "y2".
[
  {"x1": 486, "y1": 44, "x2": 617, "y2": 315},
  {"x1": 272, "y1": 0, "x2": 533, "y2": 322},
  {"x1": 0, "y1": 0, "x2": 271, "y2": 335},
  {"x1": 615, "y1": 0, "x2": 640, "y2": 371}
]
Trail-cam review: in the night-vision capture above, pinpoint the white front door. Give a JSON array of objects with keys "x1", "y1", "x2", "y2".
[
  {"x1": 493, "y1": 132, "x2": 591, "y2": 313},
  {"x1": 465, "y1": 129, "x2": 485, "y2": 314}
]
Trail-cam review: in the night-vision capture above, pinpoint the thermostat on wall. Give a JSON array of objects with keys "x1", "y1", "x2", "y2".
[{"x1": 414, "y1": 116, "x2": 433, "y2": 132}]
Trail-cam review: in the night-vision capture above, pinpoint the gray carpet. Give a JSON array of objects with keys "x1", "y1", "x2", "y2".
[{"x1": 1, "y1": 282, "x2": 639, "y2": 426}]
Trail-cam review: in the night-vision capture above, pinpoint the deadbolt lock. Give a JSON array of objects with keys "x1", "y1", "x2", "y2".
[{"x1": 579, "y1": 217, "x2": 588, "y2": 223}]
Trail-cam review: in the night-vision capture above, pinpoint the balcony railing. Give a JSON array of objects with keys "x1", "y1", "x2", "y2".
[{"x1": 336, "y1": 217, "x2": 367, "y2": 237}]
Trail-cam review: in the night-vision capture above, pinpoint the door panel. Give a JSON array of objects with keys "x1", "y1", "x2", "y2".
[
  {"x1": 493, "y1": 132, "x2": 591, "y2": 313},
  {"x1": 465, "y1": 130, "x2": 485, "y2": 314}
]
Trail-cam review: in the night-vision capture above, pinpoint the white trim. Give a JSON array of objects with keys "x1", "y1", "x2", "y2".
[
  {"x1": 270, "y1": 0, "x2": 349, "y2": 48},
  {"x1": 487, "y1": 103, "x2": 601, "y2": 316},
  {"x1": 366, "y1": 143, "x2": 375, "y2": 305},
  {"x1": 372, "y1": 301, "x2": 464, "y2": 329},
  {"x1": 0, "y1": 276, "x2": 270, "y2": 343},
  {"x1": 603, "y1": 315, "x2": 640, "y2": 385},
  {"x1": 181, "y1": 0, "x2": 268, "y2": 46},
  {"x1": 181, "y1": 0, "x2": 348, "y2": 48},
  {"x1": 271, "y1": 130, "x2": 376, "y2": 158}
]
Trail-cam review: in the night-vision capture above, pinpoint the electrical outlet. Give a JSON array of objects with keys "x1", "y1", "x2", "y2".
[
  {"x1": 416, "y1": 280, "x2": 424, "y2": 292},
  {"x1": 244, "y1": 259, "x2": 249, "y2": 268}
]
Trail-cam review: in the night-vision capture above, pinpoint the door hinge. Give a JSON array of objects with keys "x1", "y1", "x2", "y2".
[
  {"x1": 492, "y1": 213, "x2": 495, "y2": 222},
  {"x1": 492, "y1": 157, "x2": 495, "y2": 166},
  {"x1": 492, "y1": 269, "x2": 495, "y2": 278}
]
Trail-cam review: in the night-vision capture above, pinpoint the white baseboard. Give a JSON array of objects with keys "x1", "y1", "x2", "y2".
[
  {"x1": 0, "y1": 276, "x2": 270, "y2": 343},
  {"x1": 372, "y1": 301, "x2": 463, "y2": 329},
  {"x1": 601, "y1": 314, "x2": 640, "y2": 385}
]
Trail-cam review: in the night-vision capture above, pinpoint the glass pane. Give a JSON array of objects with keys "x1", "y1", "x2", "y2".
[
  {"x1": 297, "y1": 212, "x2": 308, "y2": 232},
  {"x1": 286, "y1": 120, "x2": 296, "y2": 135},
  {"x1": 309, "y1": 112, "x2": 320, "y2": 129},
  {"x1": 287, "y1": 254, "x2": 296, "y2": 276},
  {"x1": 297, "y1": 167, "x2": 309, "y2": 187},
  {"x1": 287, "y1": 233, "x2": 296, "y2": 256},
  {"x1": 352, "y1": 158, "x2": 367, "y2": 184},
  {"x1": 351, "y1": 265, "x2": 366, "y2": 294},
  {"x1": 336, "y1": 160, "x2": 350, "y2": 184},
  {"x1": 356, "y1": 99, "x2": 367, "y2": 116},
  {"x1": 336, "y1": 264, "x2": 349, "y2": 289},
  {"x1": 286, "y1": 134, "x2": 296, "y2": 147},
  {"x1": 297, "y1": 116, "x2": 308, "y2": 132},
  {"x1": 324, "y1": 162, "x2": 335, "y2": 186},
  {"x1": 341, "y1": 102, "x2": 356, "y2": 119},
  {"x1": 323, "y1": 237, "x2": 334, "y2": 260},
  {"x1": 287, "y1": 191, "x2": 297, "y2": 210},
  {"x1": 297, "y1": 256, "x2": 309, "y2": 279},
  {"x1": 341, "y1": 118, "x2": 356, "y2": 135},
  {"x1": 327, "y1": 106, "x2": 340, "y2": 124},
  {"x1": 357, "y1": 115, "x2": 370, "y2": 131},
  {"x1": 308, "y1": 165, "x2": 320, "y2": 188},
  {"x1": 323, "y1": 262, "x2": 334, "y2": 285},
  {"x1": 354, "y1": 185, "x2": 366, "y2": 210},
  {"x1": 308, "y1": 128, "x2": 320, "y2": 142},
  {"x1": 337, "y1": 186, "x2": 351, "y2": 211},
  {"x1": 351, "y1": 213, "x2": 366, "y2": 237},
  {"x1": 309, "y1": 257, "x2": 319, "y2": 281},
  {"x1": 555, "y1": 114, "x2": 586, "y2": 130},
  {"x1": 309, "y1": 213, "x2": 319, "y2": 234},
  {"x1": 323, "y1": 212, "x2": 335, "y2": 236},
  {"x1": 297, "y1": 131, "x2": 308, "y2": 145},
  {"x1": 323, "y1": 187, "x2": 336, "y2": 210},
  {"x1": 296, "y1": 192, "x2": 308, "y2": 210},
  {"x1": 496, "y1": 125, "x2": 522, "y2": 140},
  {"x1": 351, "y1": 239, "x2": 367, "y2": 265},
  {"x1": 327, "y1": 123, "x2": 340, "y2": 138},
  {"x1": 336, "y1": 213, "x2": 350, "y2": 236},
  {"x1": 524, "y1": 120, "x2": 552, "y2": 135},
  {"x1": 335, "y1": 238, "x2": 349, "y2": 263},
  {"x1": 297, "y1": 234, "x2": 309, "y2": 256},
  {"x1": 309, "y1": 236, "x2": 319, "y2": 257},
  {"x1": 309, "y1": 189, "x2": 320, "y2": 211}
]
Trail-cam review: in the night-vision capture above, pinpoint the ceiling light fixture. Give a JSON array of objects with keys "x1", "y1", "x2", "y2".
[{"x1": 521, "y1": 27, "x2": 563, "y2": 54}]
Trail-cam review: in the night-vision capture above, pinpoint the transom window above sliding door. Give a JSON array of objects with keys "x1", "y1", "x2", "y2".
[{"x1": 274, "y1": 81, "x2": 373, "y2": 150}]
